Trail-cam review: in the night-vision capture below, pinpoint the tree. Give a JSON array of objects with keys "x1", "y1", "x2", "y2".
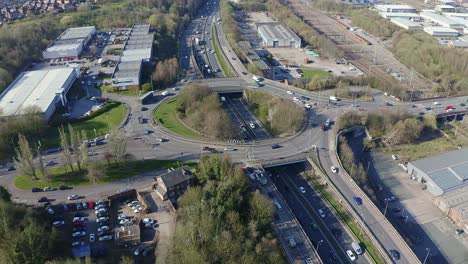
[
  {"x1": 86, "y1": 160, "x2": 104, "y2": 184},
  {"x1": 80, "y1": 130, "x2": 89, "y2": 168},
  {"x1": 36, "y1": 149, "x2": 47, "y2": 181},
  {"x1": 13, "y1": 134, "x2": 37, "y2": 180},
  {"x1": 58, "y1": 126, "x2": 74, "y2": 173},
  {"x1": 69, "y1": 124, "x2": 82, "y2": 172},
  {"x1": 108, "y1": 128, "x2": 127, "y2": 165},
  {"x1": 0, "y1": 186, "x2": 11, "y2": 202}
]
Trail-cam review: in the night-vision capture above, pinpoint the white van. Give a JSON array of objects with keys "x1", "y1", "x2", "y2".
[
  {"x1": 352, "y1": 241, "x2": 363, "y2": 255},
  {"x1": 161, "y1": 91, "x2": 169, "y2": 96}
]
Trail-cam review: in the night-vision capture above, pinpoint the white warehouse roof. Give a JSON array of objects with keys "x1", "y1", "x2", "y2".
[
  {"x1": 391, "y1": 18, "x2": 423, "y2": 29},
  {"x1": 421, "y1": 11, "x2": 465, "y2": 29},
  {"x1": 59, "y1": 26, "x2": 96, "y2": 40},
  {"x1": 0, "y1": 67, "x2": 78, "y2": 117},
  {"x1": 424, "y1": 26, "x2": 460, "y2": 36},
  {"x1": 375, "y1": 4, "x2": 417, "y2": 13},
  {"x1": 444, "y1": 12, "x2": 468, "y2": 18},
  {"x1": 379, "y1": 12, "x2": 421, "y2": 19}
]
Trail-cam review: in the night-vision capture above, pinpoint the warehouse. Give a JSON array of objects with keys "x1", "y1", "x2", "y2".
[
  {"x1": 256, "y1": 22, "x2": 301, "y2": 48},
  {"x1": 435, "y1": 4, "x2": 456, "y2": 12},
  {"x1": 390, "y1": 18, "x2": 423, "y2": 30},
  {"x1": 424, "y1": 26, "x2": 460, "y2": 38},
  {"x1": 0, "y1": 66, "x2": 80, "y2": 121},
  {"x1": 112, "y1": 24, "x2": 153, "y2": 90},
  {"x1": 421, "y1": 11, "x2": 465, "y2": 30},
  {"x1": 444, "y1": 12, "x2": 468, "y2": 19},
  {"x1": 375, "y1": 4, "x2": 417, "y2": 13},
  {"x1": 379, "y1": 12, "x2": 422, "y2": 19},
  {"x1": 238, "y1": 41, "x2": 271, "y2": 78},
  {"x1": 42, "y1": 26, "x2": 96, "y2": 61},
  {"x1": 406, "y1": 148, "x2": 468, "y2": 196},
  {"x1": 434, "y1": 186, "x2": 468, "y2": 230}
]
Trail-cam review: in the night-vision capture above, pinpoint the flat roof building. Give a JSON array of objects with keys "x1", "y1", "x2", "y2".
[
  {"x1": 421, "y1": 11, "x2": 466, "y2": 29},
  {"x1": 238, "y1": 41, "x2": 272, "y2": 78},
  {"x1": 435, "y1": 4, "x2": 456, "y2": 12},
  {"x1": 407, "y1": 148, "x2": 468, "y2": 196},
  {"x1": 444, "y1": 12, "x2": 468, "y2": 18},
  {"x1": 424, "y1": 26, "x2": 460, "y2": 37},
  {"x1": 42, "y1": 26, "x2": 96, "y2": 60},
  {"x1": 379, "y1": 12, "x2": 422, "y2": 19},
  {"x1": 390, "y1": 18, "x2": 424, "y2": 30},
  {"x1": 256, "y1": 22, "x2": 301, "y2": 48},
  {"x1": 375, "y1": 4, "x2": 417, "y2": 13},
  {"x1": 0, "y1": 66, "x2": 79, "y2": 121},
  {"x1": 111, "y1": 61, "x2": 142, "y2": 88}
]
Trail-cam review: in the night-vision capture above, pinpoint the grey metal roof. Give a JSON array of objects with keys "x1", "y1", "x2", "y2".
[
  {"x1": 410, "y1": 148, "x2": 468, "y2": 192},
  {"x1": 238, "y1": 41, "x2": 270, "y2": 71},
  {"x1": 441, "y1": 186, "x2": 468, "y2": 220},
  {"x1": 159, "y1": 166, "x2": 194, "y2": 188},
  {"x1": 257, "y1": 22, "x2": 301, "y2": 42},
  {"x1": 59, "y1": 26, "x2": 95, "y2": 40},
  {"x1": 111, "y1": 61, "x2": 142, "y2": 86}
]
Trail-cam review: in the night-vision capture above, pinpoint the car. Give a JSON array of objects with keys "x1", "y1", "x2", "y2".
[
  {"x1": 7, "y1": 166, "x2": 15, "y2": 171},
  {"x1": 425, "y1": 106, "x2": 432, "y2": 111},
  {"x1": 142, "y1": 246, "x2": 154, "y2": 256},
  {"x1": 141, "y1": 107, "x2": 148, "y2": 111},
  {"x1": 271, "y1": 144, "x2": 281, "y2": 149},
  {"x1": 96, "y1": 217, "x2": 109, "y2": 223},
  {"x1": 37, "y1": 197, "x2": 48, "y2": 203},
  {"x1": 304, "y1": 104, "x2": 311, "y2": 109},
  {"x1": 293, "y1": 97, "x2": 299, "y2": 101},
  {"x1": 45, "y1": 161, "x2": 57, "y2": 167},
  {"x1": 242, "y1": 71, "x2": 247, "y2": 75},
  {"x1": 144, "y1": 129, "x2": 152, "y2": 135},
  {"x1": 120, "y1": 218, "x2": 132, "y2": 225},
  {"x1": 68, "y1": 194, "x2": 80, "y2": 200},
  {"x1": 72, "y1": 231, "x2": 86, "y2": 238},
  {"x1": 73, "y1": 221, "x2": 85, "y2": 227},
  {"x1": 73, "y1": 216, "x2": 86, "y2": 222},
  {"x1": 97, "y1": 226, "x2": 109, "y2": 232},
  {"x1": 392, "y1": 154, "x2": 398, "y2": 160},
  {"x1": 305, "y1": 258, "x2": 313, "y2": 264},
  {"x1": 331, "y1": 166, "x2": 338, "y2": 173},
  {"x1": 318, "y1": 209, "x2": 326, "y2": 218},
  {"x1": 203, "y1": 146, "x2": 213, "y2": 151},
  {"x1": 73, "y1": 226, "x2": 86, "y2": 232},
  {"x1": 286, "y1": 90, "x2": 294, "y2": 95},
  {"x1": 43, "y1": 186, "x2": 56, "y2": 192},
  {"x1": 82, "y1": 201, "x2": 88, "y2": 209},
  {"x1": 346, "y1": 250, "x2": 356, "y2": 261},
  {"x1": 224, "y1": 147, "x2": 235, "y2": 151},
  {"x1": 96, "y1": 199, "x2": 106, "y2": 205},
  {"x1": 72, "y1": 241, "x2": 85, "y2": 247},
  {"x1": 299, "y1": 187, "x2": 306, "y2": 193},
  {"x1": 97, "y1": 212, "x2": 108, "y2": 218},
  {"x1": 118, "y1": 214, "x2": 128, "y2": 220},
  {"x1": 32, "y1": 187, "x2": 43, "y2": 193},
  {"x1": 95, "y1": 208, "x2": 107, "y2": 214},
  {"x1": 89, "y1": 233, "x2": 96, "y2": 242},
  {"x1": 389, "y1": 249, "x2": 400, "y2": 260},
  {"x1": 249, "y1": 123, "x2": 255, "y2": 129},
  {"x1": 331, "y1": 228, "x2": 342, "y2": 238},
  {"x1": 99, "y1": 235, "x2": 112, "y2": 241},
  {"x1": 353, "y1": 196, "x2": 362, "y2": 205},
  {"x1": 456, "y1": 229, "x2": 464, "y2": 235},
  {"x1": 46, "y1": 207, "x2": 54, "y2": 215},
  {"x1": 384, "y1": 196, "x2": 397, "y2": 203},
  {"x1": 95, "y1": 204, "x2": 107, "y2": 210},
  {"x1": 59, "y1": 185, "x2": 71, "y2": 190},
  {"x1": 142, "y1": 218, "x2": 157, "y2": 224},
  {"x1": 320, "y1": 124, "x2": 326, "y2": 131},
  {"x1": 52, "y1": 220, "x2": 65, "y2": 227},
  {"x1": 391, "y1": 208, "x2": 401, "y2": 213},
  {"x1": 134, "y1": 246, "x2": 144, "y2": 256},
  {"x1": 433, "y1": 101, "x2": 441, "y2": 105}
]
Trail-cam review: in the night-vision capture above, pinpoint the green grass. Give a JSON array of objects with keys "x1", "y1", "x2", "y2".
[
  {"x1": 100, "y1": 85, "x2": 141, "y2": 96},
  {"x1": 306, "y1": 161, "x2": 384, "y2": 264},
  {"x1": 154, "y1": 97, "x2": 201, "y2": 138},
  {"x1": 44, "y1": 102, "x2": 126, "y2": 147},
  {"x1": 301, "y1": 68, "x2": 331, "y2": 79},
  {"x1": 212, "y1": 26, "x2": 234, "y2": 77},
  {"x1": 13, "y1": 160, "x2": 196, "y2": 190}
]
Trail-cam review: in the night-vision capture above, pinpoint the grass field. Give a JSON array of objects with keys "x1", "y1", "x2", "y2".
[
  {"x1": 212, "y1": 26, "x2": 234, "y2": 77},
  {"x1": 44, "y1": 102, "x2": 126, "y2": 147},
  {"x1": 154, "y1": 97, "x2": 201, "y2": 138},
  {"x1": 301, "y1": 68, "x2": 331, "y2": 79},
  {"x1": 13, "y1": 159, "x2": 196, "y2": 190},
  {"x1": 100, "y1": 85, "x2": 141, "y2": 96}
]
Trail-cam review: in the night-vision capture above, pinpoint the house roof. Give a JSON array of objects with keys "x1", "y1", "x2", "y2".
[{"x1": 159, "y1": 166, "x2": 194, "y2": 188}]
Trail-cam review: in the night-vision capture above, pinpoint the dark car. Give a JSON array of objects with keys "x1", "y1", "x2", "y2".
[
  {"x1": 7, "y1": 166, "x2": 15, "y2": 171},
  {"x1": 271, "y1": 144, "x2": 281, "y2": 149},
  {"x1": 141, "y1": 107, "x2": 148, "y2": 111},
  {"x1": 331, "y1": 228, "x2": 342, "y2": 238},
  {"x1": 320, "y1": 124, "x2": 326, "y2": 131},
  {"x1": 352, "y1": 196, "x2": 362, "y2": 205},
  {"x1": 242, "y1": 71, "x2": 247, "y2": 75},
  {"x1": 32, "y1": 187, "x2": 43, "y2": 193},
  {"x1": 59, "y1": 185, "x2": 71, "y2": 190},
  {"x1": 37, "y1": 197, "x2": 48, "y2": 203},
  {"x1": 389, "y1": 249, "x2": 400, "y2": 260},
  {"x1": 142, "y1": 246, "x2": 154, "y2": 256},
  {"x1": 203, "y1": 146, "x2": 213, "y2": 151}
]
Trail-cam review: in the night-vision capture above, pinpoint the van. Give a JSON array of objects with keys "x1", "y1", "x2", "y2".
[
  {"x1": 352, "y1": 241, "x2": 363, "y2": 255},
  {"x1": 161, "y1": 91, "x2": 169, "y2": 96}
]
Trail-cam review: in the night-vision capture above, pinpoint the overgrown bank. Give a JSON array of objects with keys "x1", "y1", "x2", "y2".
[
  {"x1": 166, "y1": 156, "x2": 286, "y2": 264},
  {"x1": 177, "y1": 83, "x2": 237, "y2": 139},
  {"x1": 243, "y1": 89, "x2": 304, "y2": 136}
]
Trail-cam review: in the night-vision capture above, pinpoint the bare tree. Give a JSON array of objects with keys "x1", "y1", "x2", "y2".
[
  {"x1": 58, "y1": 126, "x2": 74, "y2": 173},
  {"x1": 80, "y1": 130, "x2": 89, "y2": 168},
  {"x1": 13, "y1": 134, "x2": 37, "y2": 180},
  {"x1": 86, "y1": 160, "x2": 104, "y2": 184},
  {"x1": 69, "y1": 124, "x2": 82, "y2": 171},
  {"x1": 37, "y1": 149, "x2": 47, "y2": 181},
  {"x1": 108, "y1": 128, "x2": 127, "y2": 166}
]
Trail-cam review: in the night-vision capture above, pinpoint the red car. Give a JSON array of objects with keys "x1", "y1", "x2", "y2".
[
  {"x1": 445, "y1": 105, "x2": 453, "y2": 110},
  {"x1": 88, "y1": 201, "x2": 95, "y2": 209}
]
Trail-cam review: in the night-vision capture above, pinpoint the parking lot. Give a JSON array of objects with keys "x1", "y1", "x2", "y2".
[{"x1": 219, "y1": 92, "x2": 270, "y2": 140}]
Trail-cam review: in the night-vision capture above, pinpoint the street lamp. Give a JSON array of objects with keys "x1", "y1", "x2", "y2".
[
  {"x1": 423, "y1": 248, "x2": 431, "y2": 264},
  {"x1": 316, "y1": 240, "x2": 323, "y2": 251},
  {"x1": 384, "y1": 200, "x2": 389, "y2": 217}
]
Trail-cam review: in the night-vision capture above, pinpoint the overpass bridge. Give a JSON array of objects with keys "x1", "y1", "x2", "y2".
[
  {"x1": 436, "y1": 110, "x2": 467, "y2": 121},
  {"x1": 261, "y1": 154, "x2": 308, "y2": 169}
]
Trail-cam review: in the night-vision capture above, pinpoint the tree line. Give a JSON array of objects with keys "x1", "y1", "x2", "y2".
[
  {"x1": 166, "y1": 156, "x2": 286, "y2": 264},
  {"x1": 177, "y1": 83, "x2": 237, "y2": 139},
  {"x1": 243, "y1": 89, "x2": 304, "y2": 136}
]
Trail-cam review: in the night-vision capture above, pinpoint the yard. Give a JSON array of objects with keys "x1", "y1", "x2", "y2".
[
  {"x1": 13, "y1": 159, "x2": 196, "y2": 190},
  {"x1": 153, "y1": 97, "x2": 201, "y2": 138},
  {"x1": 300, "y1": 67, "x2": 331, "y2": 79}
]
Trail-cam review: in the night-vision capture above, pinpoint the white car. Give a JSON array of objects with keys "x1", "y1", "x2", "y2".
[
  {"x1": 95, "y1": 204, "x2": 106, "y2": 210},
  {"x1": 68, "y1": 194, "x2": 80, "y2": 200},
  {"x1": 89, "y1": 233, "x2": 95, "y2": 243},
  {"x1": 72, "y1": 231, "x2": 86, "y2": 238},
  {"x1": 347, "y1": 250, "x2": 356, "y2": 261},
  {"x1": 287, "y1": 90, "x2": 294, "y2": 95},
  {"x1": 142, "y1": 218, "x2": 156, "y2": 224},
  {"x1": 95, "y1": 208, "x2": 107, "y2": 214},
  {"x1": 127, "y1": 201, "x2": 138, "y2": 207},
  {"x1": 120, "y1": 218, "x2": 132, "y2": 225},
  {"x1": 293, "y1": 97, "x2": 299, "y2": 101},
  {"x1": 97, "y1": 226, "x2": 109, "y2": 232},
  {"x1": 118, "y1": 214, "x2": 128, "y2": 220},
  {"x1": 304, "y1": 104, "x2": 311, "y2": 109},
  {"x1": 96, "y1": 217, "x2": 109, "y2": 223},
  {"x1": 99, "y1": 235, "x2": 112, "y2": 241},
  {"x1": 318, "y1": 209, "x2": 326, "y2": 218},
  {"x1": 224, "y1": 147, "x2": 235, "y2": 151},
  {"x1": 331, "y1": 166, "x2": 338, "y2": 173},
  {"x1": 72, "y1": 241, "x2": 85, "y2": 247},
  {"x1": 46, "y1": 207, "x2": 54, "y2": 215},
  {"x1": 249, "y1": 123, "x2": 255, "y2": 129},
  {"x1": 52, "y1": 220, "x2": 65, "y2": 227},
  {"x1": 73, "y1": 217, "x2": 86, "y2": 222},
  {"x1": 299, "y1": 187, "x2": 306, "y2": 194}
]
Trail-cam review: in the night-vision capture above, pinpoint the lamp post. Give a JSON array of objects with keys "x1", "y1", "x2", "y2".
[
  {"x1": 423, "y1": 248, "x2": 431, "y2": 264},
  {"x1": 316, "y1": 240, "x2": 323, "y2": 251},
  {"x1": 384, "y1": 200, "x2": 389, "y2": 217}
]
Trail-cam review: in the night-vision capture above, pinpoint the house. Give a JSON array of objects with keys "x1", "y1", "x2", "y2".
[{"x1": 154, "y1": 166, "x2": 195, "y2": 204}]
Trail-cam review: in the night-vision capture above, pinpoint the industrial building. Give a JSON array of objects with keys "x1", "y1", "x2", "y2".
[
  {"x1": 434, "y1": 186, "x2": 468, "y2": 230},
  {"x1": 390, "y1": 18, "x2": 424, "y2": 30},
  {"x1": 379, "y1": 12, "x2": 421, "y2": 19},
  {"x1": 111, "y1": 24, "x2": 153, "y2": 90},
  {"x1": 256, "y1": 22, "x2": 301, "y2": 48},
  {"x1": 238, "y1": 41, "x2": 272, "y2": 79},
  {"x1": 406, "y1": 148, "x2": 468, "y2": 197},
  {"x1": 42, "y1": 26, "x2": 96, "y2": 61},
  {"x1": 435, "y1": 4, "x2": 456, "y2": 12},
  {"x1": 448, "y1": 40, "x2": 468, "y2": 48},
  {"x1": 0, "y1": 66, "x2": 80, "y2": 121},
  {"x1": 375, "y1": 4, "x2": 417, "y2": 13},
  {"x1": 444, "y1": 12, "x2": 468, "y2": 19},
  {"x1": 424, "y1": 26, "x2": 460, "y2": 37},
  {"x1": 421, "y1": 11, "x2": 466, "y2": 30}
]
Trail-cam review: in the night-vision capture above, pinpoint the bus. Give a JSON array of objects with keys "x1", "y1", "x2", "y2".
[{"x1": 138, "y1": 91, "x2": 154, "y2": 105}]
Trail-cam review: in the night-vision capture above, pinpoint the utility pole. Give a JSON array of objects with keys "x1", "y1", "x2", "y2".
[
  {"x1": 384, "y1": 200, "x2": 389, "y2": 217},
  {"x1": 409, "y1": 68, "x2": 414, "y2": 102},
  {"x1": 423, "y1": 248, "x2": 431, "y2": 264}
]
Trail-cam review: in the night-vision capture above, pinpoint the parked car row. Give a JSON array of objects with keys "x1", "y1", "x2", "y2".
[
  {"x1": 94, "y1": 199, "x2": 113, "y2": 241},
  {"x1": 32, "y1": 185, "x2": 72, "y2": 193},
  {"x1": 126, "y1": 200, "x2": 144, "y2": 213}
]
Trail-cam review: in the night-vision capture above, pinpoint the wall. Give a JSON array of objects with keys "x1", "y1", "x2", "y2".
[{"x1": 406, "y1": 163, "x2": 444, "y2": 196}]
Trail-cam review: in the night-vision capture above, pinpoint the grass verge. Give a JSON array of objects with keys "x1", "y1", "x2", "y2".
[
  {"x1": 300, "y1": 68, "x2": 331, "y2": 79},
  {"x1": 100, "y1": 85, "x2": 141, "y2": 96},
  {"x1": 212, "y1": 26, "x2": 234, "y2": 77},
  {"x1": 13, "y1": 159, "x2": 196, "y2": 190},
  {"x1": 153, "y1": 97, "x2": 201, "y2": 138},
  {"x1": 306, "y1": 160, "x2": 384, "y2": 264}
]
